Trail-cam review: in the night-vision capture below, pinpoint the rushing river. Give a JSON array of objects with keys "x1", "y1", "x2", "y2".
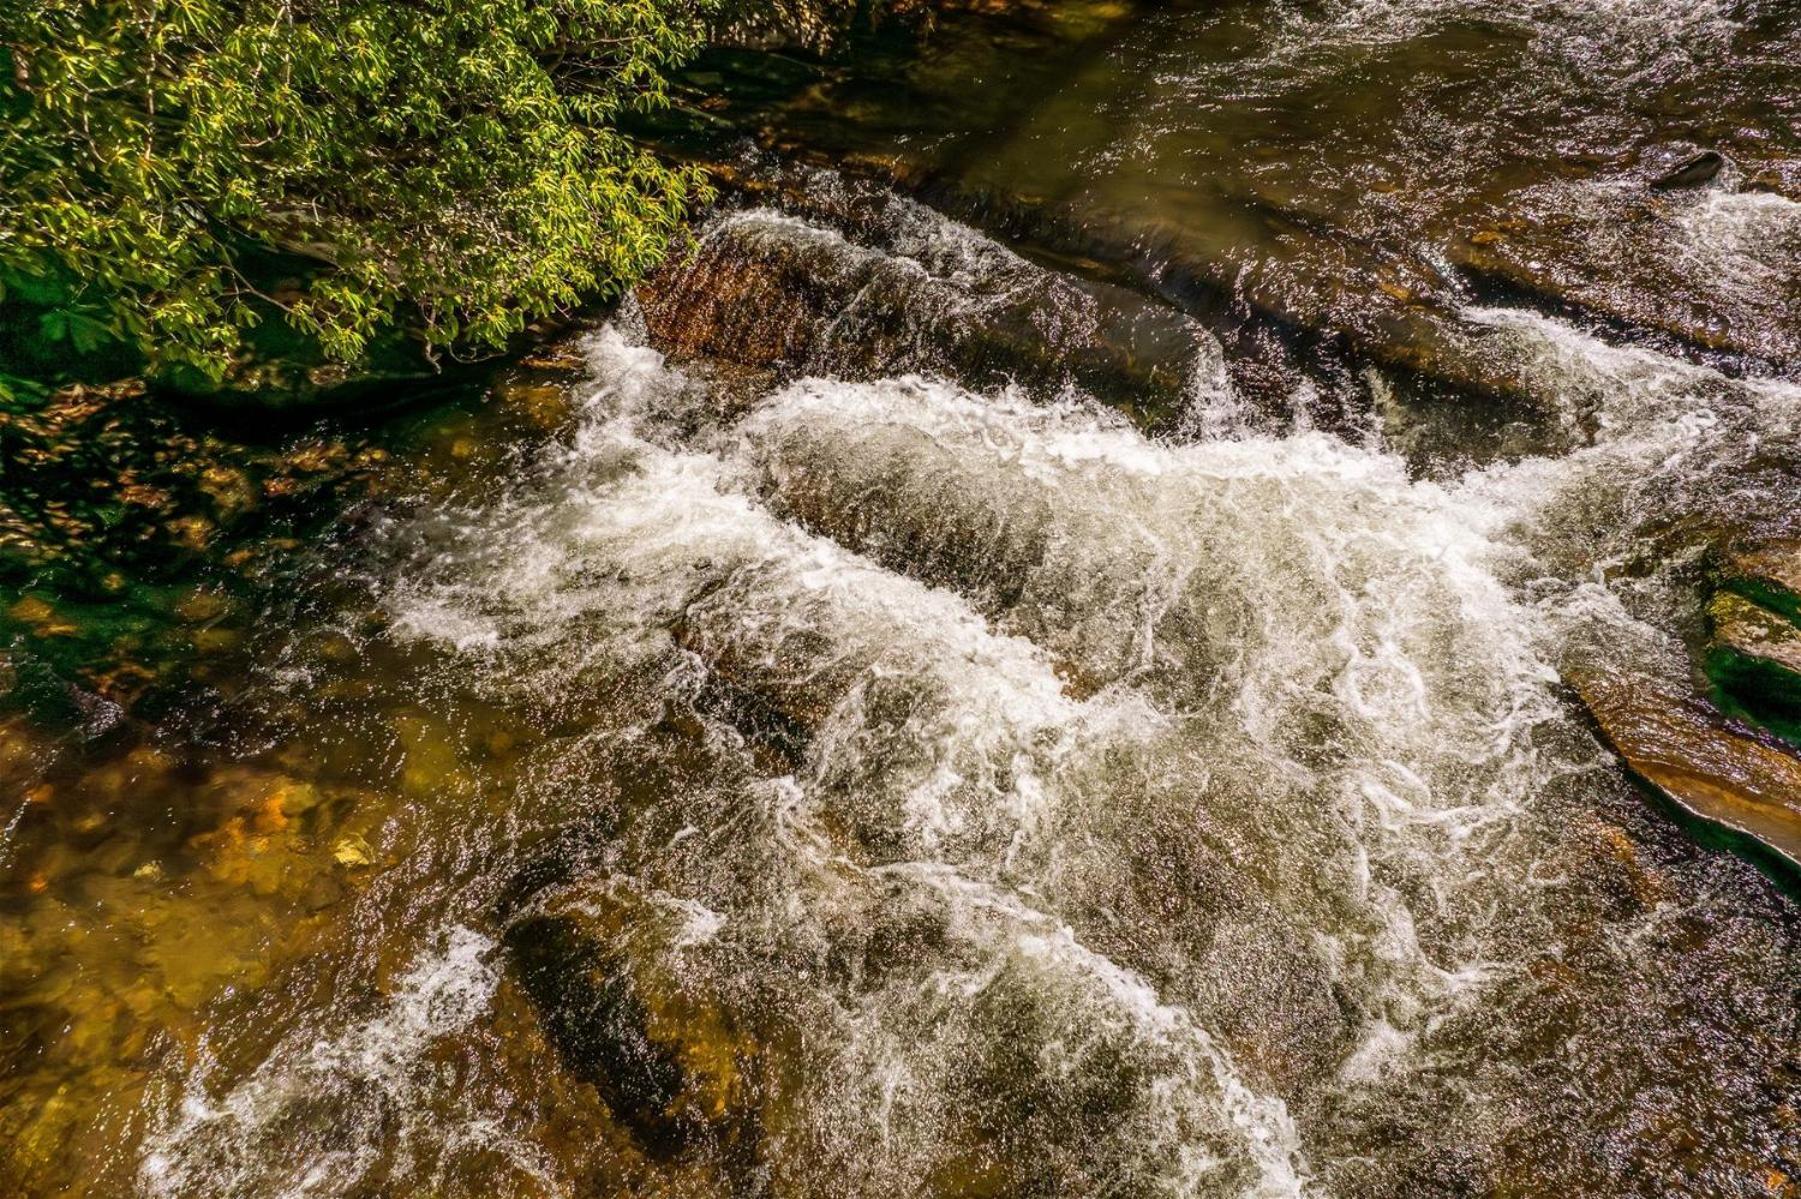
[{"x1": 4, "y1": 2, "x2": 1800, "y2": 1197}]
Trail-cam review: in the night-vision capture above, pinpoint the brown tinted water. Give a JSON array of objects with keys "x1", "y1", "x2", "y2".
[
  {"x1": 656, "y1": 0, "x2": 1799, "y2": 397},
  {"x1": 5, "y1": 3, "x2": 1801, "y2": 1197}
]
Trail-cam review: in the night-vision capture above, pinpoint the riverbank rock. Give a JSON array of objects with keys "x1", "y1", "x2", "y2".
[
  {"x1": 505, "y1": 882, "x2": 759, "y2": 1158},
  {"x1": 717, "y1": 151, "x2": 1513, "y2": 417},
  {"x1": 1708, "y1": 592, "x2": 1801, "y2": 715},
  {"x1": 713, "y1": 0, "x2": 1042, "y2": 55},
  {"x1": 1571, "y1": 669, "x2": 1801, "y2": 871},
  {"x1": 653, "y1": 0, "x2": 1801, "y2": 422}
]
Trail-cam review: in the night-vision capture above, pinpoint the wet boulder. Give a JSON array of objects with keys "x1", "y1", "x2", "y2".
[
  {"x1": 505, "y1": 882, "x2": 758, "y2": 1158},
  {"x1": 1651, "y1": 150, "x2": 1727, "y2": 191},
  {"x1": 1571, "y1": 669, "x2": 1801, "y2": 871},
  {"x1": 1707, "y1": 592, "x2": 1801, "y2": 716},
  {"x1": 1451, "y1": 180, "x2": 1801, "y2": 377},
  {"x1": 636, "y1": 202, "x2": 1220, "y2": 422},
  {"x1": 777, "y1": 159, "x2": 1519, "y2": 418},
  {"x1": 651, "y1": 99, "x2": 1557, "y2": 419},
  {"x1": 636, "y1": 212, "x2": 852, "y2": 369},
  {"x1": 1719, "y1": 539, "x2": 1801, "y2": 620}
]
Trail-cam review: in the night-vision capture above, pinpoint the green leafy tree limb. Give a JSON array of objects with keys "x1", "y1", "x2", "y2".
[{"x1": 0, "y1": 0, "x2": 715, "y2": 383}]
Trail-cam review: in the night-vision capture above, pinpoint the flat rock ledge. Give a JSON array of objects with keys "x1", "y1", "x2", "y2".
[
  {"x1": 1572, "y1": 669, "x2": 1801, "y2": 872},
  {"x1": 1721, "y1": 540, "x2": 1801, "y2": 621}
]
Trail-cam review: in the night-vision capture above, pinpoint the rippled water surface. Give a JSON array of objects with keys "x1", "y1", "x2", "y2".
[{"x1": 4, "y1": 2, "x2": 1800, "y2": 1197}]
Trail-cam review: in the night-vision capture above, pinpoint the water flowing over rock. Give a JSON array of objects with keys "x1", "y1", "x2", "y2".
[
  {"x1": 649, "y1": 0, "x2": 1801, "y2": 412},
  {"x1": 637, "y1": 194, "x2": 1225, "y2": 424},
  {"x1": 351, "y1": 314, "x2": 1800, "y2": 1195},
  {"x1": 1450, "y1": 182, "x2": 1801, "y2": 376},
  {"x1": 506, "y1": 882, "x2": 758, "y2": 1155},
  {"x1": 19, "y1": 174, "x2": 1801, "y2": 1199},
  {"x1": 9, "y1": 4, "x2": 1801, "y2": 1196},
  {"x1": 1723, "y1": 540, "x2": 1801, "y2": 620}
]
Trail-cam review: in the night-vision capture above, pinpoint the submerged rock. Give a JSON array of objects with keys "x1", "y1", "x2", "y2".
[
  {"x1": 1571, "y1": 669, "x2": 1801, "y2": 870},
  {"x1": 504, "y1": 882, "x2": 757, "y2": 1157},
  {"x1": 1707, "y1": 592, "x2": 1801, "y2": 715}
]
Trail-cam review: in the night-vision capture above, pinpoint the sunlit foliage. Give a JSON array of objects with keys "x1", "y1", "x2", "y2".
[{"x1": 0, "y1": 0, "x2": 714, "y2": 384}]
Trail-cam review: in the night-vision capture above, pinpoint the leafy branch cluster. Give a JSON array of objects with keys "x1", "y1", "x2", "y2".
[{"x1": 0, "y1": 0, "x2": 716, "y2": 384}]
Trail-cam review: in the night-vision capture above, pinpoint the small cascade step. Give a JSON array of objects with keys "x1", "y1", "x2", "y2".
[{"x1": 636, "y1": 196, "x2": 1224, "y2": 427}]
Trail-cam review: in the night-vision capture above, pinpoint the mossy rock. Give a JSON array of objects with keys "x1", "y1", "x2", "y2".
[
  {"x1": 1718, "y1": 541, "x2": 1801, "y2": 623},
  {"x1": 1707, "y1": 591, "x2": 1801, "y2": 716}
]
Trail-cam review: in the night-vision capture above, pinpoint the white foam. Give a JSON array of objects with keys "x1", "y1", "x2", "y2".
[
  {"x1": 140, "y1": 928, "x2": 507, "y2": 1199},
  {"x1": 1675, "y1": 187, "x2": 1801, "y2": 293},
  {"x1": 854, "y1": 861, "x2": 1314, "y2": 1196},
  {"x1": 297, "y1": 304, "x2": 1798, "y2": 1192},
  {"x1": 1273, "y1": 0, "x2": 1740, "y2": 62}
]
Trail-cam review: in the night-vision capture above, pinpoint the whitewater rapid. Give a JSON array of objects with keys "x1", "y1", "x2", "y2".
[{"x1": 132, "y1": 184, "x2": 1801, "y2": 1193}]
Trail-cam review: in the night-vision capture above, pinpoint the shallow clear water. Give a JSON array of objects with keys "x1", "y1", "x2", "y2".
[{"x1": 4, "y1": 2, "x2": 1801, "y2": 1196}]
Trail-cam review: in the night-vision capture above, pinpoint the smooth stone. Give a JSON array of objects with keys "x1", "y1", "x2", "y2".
[
  {"x1": 635, "y1": 201, "x2": 1215, "y2": 420},
  {"x1": 1720, "y1": 540, "x2": 1801, "y2": 622},
  {"x1": 1571, "y1": 668, "x2": 1801, "y2": 871}
]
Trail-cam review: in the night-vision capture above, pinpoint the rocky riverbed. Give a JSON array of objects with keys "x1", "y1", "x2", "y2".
[{"x1": 3, "y1": 2, "x2": 1800, "y2": 1197}]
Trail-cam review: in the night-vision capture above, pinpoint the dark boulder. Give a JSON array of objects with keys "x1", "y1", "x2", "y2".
[
  {"x1": 1651, "y1": 150, "x2": 1726, "y2": 191},
  {"x1": 505, "y1": 883, "x2": 758, "y2": 1158}
]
